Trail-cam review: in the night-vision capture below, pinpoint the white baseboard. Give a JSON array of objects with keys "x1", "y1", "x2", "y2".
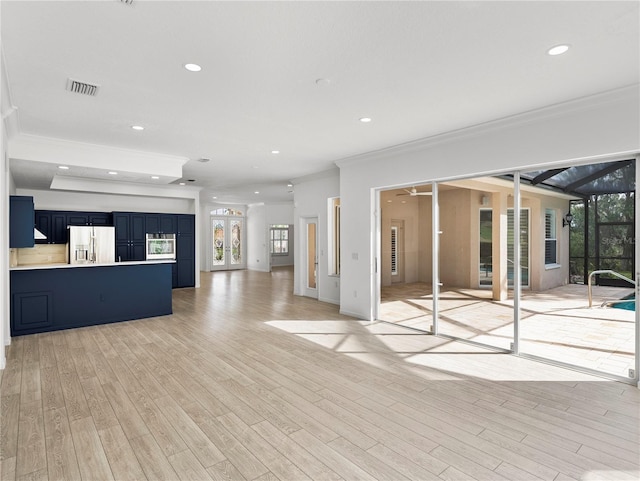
[{"x1": 319, "y1": 296, "x2": 339, "y2": 306}]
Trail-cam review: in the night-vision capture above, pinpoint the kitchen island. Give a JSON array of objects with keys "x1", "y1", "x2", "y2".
[{"x1": 10, "y1": 260, "x2": 173, "y2": 336}]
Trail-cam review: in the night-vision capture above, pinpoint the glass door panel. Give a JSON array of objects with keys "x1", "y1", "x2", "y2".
[
  {"x1": 307, "y1": 222, "x2": 317, "y2": 289},
  {"x1": 211, "y1": 216, "x2": 245, "y2": 271},
  {"x1": 230, "y1": 219, "x2": 243, "y2": 266},
  {"x1": 212, "y1": 218, "x2": 225, "y2": 267}
]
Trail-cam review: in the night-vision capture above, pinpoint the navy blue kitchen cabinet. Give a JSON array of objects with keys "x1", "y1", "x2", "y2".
[
  {"x1": 35, "y1": 211, "x2": 66, "y2": 244},
  {"x1": 10, "y1": 196, "x2": 35, "y2": 248},
  {"x1": 176, "y1": 214, "x2": 195, "y2": 288},
  {"x1": 114, "y1": 212, "x2": 146, "y2": 261},
  {"x1": 145, "y1": 214, "x2": 177, "y2": 234},
  {"x1": 10, "y1": 263, "x2": 172, "y2": 336},
  {"x1": 35, "y1": 210, "x2": 113, "y2": 244}
]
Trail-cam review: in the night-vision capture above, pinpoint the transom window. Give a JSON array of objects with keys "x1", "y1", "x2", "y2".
[{"x1": 211, "y1": 208, "x2": 244, "y2": 216}]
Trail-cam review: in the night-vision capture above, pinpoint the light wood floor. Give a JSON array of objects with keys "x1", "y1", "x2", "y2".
[{"x1": 1, "y1": 267, "x2": 639, "y2": 481}]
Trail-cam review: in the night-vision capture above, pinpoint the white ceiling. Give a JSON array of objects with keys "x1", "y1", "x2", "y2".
[{"x1": 2, "y1": 1, "x2": 638, "y2": 204}]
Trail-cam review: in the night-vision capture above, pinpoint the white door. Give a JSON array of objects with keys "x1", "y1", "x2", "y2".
[
  {"x1": 303, "y1": 218, "x2": 318, "y2": 298},
  {"x1": 211, "y1": 216, "x2": 246, "y2": 271}
]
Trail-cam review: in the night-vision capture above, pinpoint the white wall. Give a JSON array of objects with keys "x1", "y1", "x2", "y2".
[
  {"x1": 293, "y1": 169, "x2": 340, "y2": 304},
  {"x1": 247, "y1": 203, "x2": 269, "y2": 272},
  {"x1": 266, "y1": 203, "x2": 294, "y2": 225},
  {"x1": 1, "y1": 123, "x2": 9, "y2": 368},
  {"x1": 337, "y1": 86, "x2": 640, "y2": 320},
  {"x1": 18, "y1": 188, "x2": 194, "y2": 213}
]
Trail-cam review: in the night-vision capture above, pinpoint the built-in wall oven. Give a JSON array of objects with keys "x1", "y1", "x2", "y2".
[{"x1": 146, "y1": 233, "x2": 176, "y2": 260}]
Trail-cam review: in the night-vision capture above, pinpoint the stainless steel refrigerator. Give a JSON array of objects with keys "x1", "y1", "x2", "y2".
[{"x1": 67, "y1": 226, "x2": 116, "y2": 264}]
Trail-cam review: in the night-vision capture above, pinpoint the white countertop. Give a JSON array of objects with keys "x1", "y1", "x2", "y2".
[{"x1": 10, "y1": 260, "x2": 176, "y2": 271}]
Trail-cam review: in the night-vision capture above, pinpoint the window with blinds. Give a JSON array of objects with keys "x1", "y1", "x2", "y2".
[
  {"x1": 507, "y1": 208, "x2": 530, "y2": 287},
  {"x1": 391, "y1": 226, "x2": 398, "y2": 276},
  {"x1": 545, "y1": 209, "x2": 558, "y2": 265}
]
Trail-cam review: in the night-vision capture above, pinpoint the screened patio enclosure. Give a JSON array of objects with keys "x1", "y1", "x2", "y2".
[{"x1": 515, "y1": 159, "x2": 635, "y2": 288}]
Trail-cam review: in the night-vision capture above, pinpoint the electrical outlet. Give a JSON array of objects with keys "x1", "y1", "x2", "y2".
[{"x1": 629, "y1": 368, "x2": 636, "y2": 378}]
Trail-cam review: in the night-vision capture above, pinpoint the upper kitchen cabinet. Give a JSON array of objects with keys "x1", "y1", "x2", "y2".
[
  {"x1": 145, "y1": 214, "x2": 177, "y2": 234},
  {"x1": 10, "y1": 196, "x2": 35, "y2": 248},
  {"x1": 35, "y1": 210, "x2": 113, "y2": 244}
]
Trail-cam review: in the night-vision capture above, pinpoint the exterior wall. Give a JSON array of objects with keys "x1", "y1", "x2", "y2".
[
  {"x1": 439, "y1": 189, "x2": 472, "y2": 288},
  {"x1": 418, "y1": 195, "x2": 433, "y2": 283},
  {"x1": 337, "y1": 86, "x2": 639, "y2": 320}
]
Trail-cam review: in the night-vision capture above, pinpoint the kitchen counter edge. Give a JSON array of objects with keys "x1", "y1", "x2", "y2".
[{"x1": 10, "y1": 260, "x2": 176, "y2": 271}]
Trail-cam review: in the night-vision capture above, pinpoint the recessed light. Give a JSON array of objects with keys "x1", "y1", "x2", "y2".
[
  {"x1": 108, "y1": 171, "x2": 118, "y2": 175},
  {"x1": 212, "y1": 196, "x2": 217, "y2": 199},
  {"x1": 184, "y1": 63, "x2": 202, "y2": 72},
  {"x1": 151, "y1": 176, "x2": 159, "y2": 180},
  {"x1": 359, "y1": 117, "x2": 372, "y2": 123},
  {"x1": 271, "y1": 150, "x2": 280, "y2": 154},
  {"x1": 387, "y1": 200, "x2": 392, "y2": 203},
  {"x1": 58, "y1": 165, "x2": 69, "y2": 170},
  {"x1": 401, "y1": 200, "x2": 407, "y2": 204},
  {"x1": 197, "y1": 157, "x2": 211, "y2": 163},
  {"x1": 131, "y1": 125, "x2": 144, "y2": 131},
  {"x1": 179, "y1": 182, "x2": 186, "y2": 186},
  {"x1": 254, "y1": 191, "x2": 260, "y2": 194},
  {"x1": 547, "y1": 44, "x2": 570, "y2": 56},
  {"x1": 315, "y1": 78, "x2": 331, "y2": 86},
  {"x1": 287, "y1": 183, "x2": 293, "y2": 187}
]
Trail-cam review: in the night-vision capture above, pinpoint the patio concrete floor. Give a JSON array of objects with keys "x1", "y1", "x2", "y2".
[{"x1": 379, "y1": 283, "x2": 636, "y2": 379}]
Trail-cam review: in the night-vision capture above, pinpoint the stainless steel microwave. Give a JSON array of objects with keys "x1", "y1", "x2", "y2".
[{"x1": 146, "y1": 233, "x2": 176, "y2": 260}]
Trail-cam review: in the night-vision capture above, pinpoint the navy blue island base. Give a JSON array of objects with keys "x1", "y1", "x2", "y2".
[{"x1": 10, "y1": 262, "x2": 173, "y2": 336}]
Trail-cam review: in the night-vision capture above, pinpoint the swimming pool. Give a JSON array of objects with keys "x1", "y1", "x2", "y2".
[{"x1": 611, "y1": 293, "x2": 636, "y2": 311}]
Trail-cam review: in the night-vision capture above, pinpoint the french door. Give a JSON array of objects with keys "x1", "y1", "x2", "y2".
[{"x1": 211, "y1": 216, "x2": 245, "y2": 271}]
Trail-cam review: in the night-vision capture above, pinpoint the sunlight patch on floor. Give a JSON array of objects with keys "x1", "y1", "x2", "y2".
[{"x1": 264, "y1": 318, "x2": 616, "y2": 383}]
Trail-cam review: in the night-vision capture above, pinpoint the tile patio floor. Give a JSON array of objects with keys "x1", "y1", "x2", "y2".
[{"x1": 379, "y1": 283, "x2": 636, "y2": 380}]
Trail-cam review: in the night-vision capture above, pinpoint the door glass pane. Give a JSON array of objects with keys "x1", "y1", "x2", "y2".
[
  {"x1": 479, "y1": 210, "x2": 492, "y2": 286},
  {"x1": 230, "y1": 219, "x2": 242, "y2": 265},
  {"x1": 213, "y1": 219, "x2": 225, "y2": 266},
  {"x1": 307, "y1": 223, "x2": 317, "y2": 289}
]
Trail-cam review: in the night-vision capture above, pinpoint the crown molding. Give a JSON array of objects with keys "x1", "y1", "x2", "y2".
[{"x1": 335, "y1": 84, "x2": 640, "y2": 169}]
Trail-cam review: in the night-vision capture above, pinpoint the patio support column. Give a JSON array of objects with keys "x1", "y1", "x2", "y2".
[{"x1": 492, "y1": 191, "x2": 508, "y2": 301}]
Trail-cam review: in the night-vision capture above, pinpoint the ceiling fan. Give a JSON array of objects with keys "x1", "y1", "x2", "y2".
[{"x1": 396, "y1": 186, "x2": 432, "y2": 196}]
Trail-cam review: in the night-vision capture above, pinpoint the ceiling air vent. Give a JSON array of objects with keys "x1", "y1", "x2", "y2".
[
  {"x1": 120, "y1": 0, "x2": 134, "y2": 4},
  {"x1": 66, "y1": 78, "x2": 100, "y2": 97}
]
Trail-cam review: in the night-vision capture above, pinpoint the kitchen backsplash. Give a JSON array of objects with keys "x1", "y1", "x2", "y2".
[{"x1": 16, "y1": 244, "x2": 67, "y2": 266}]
